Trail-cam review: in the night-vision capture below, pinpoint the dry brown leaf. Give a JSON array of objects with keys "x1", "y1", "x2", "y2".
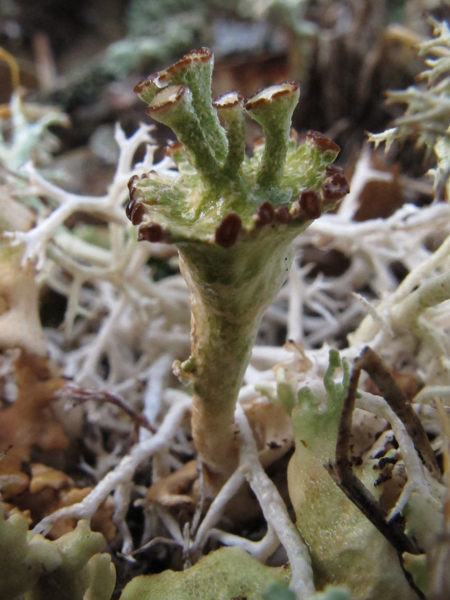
[
  {"x1": 146, "y1": 460, "x2": 198, "y2": 509},
  {"x1": 245, "y1": 398, "x2": 294, "y2": 469},
  {"x1": 0, "y1": 351, "x2": 69, "y2": 499},
  {"x1": 13, "y1": 463, "x2": 116, "y2": 541}
]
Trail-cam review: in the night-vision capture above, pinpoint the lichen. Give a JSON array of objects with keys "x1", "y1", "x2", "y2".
[
  {"x1": 129, "y1": 47, "x2": 348, "y2": 487},
  {"x1": 0, "y1": 504, "x2": 115, "y2": 600},
  {"x1": 287, "y1": 351, "x2": 418, "y2": 599},
  {"x1": 119, "y1": 546, "x2": 291, "y2": 600},
  {"x1": 369, "y1": 18, "x2": 450, "y2": 199}
]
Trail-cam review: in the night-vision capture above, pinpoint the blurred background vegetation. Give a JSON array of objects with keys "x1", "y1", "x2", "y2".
[{"x1": 1, "y1": 0, "x2": 448, "y2": 188}]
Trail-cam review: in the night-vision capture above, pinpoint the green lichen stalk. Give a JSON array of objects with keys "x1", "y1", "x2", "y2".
[{"x1": 128, "y1": 48, "x2": 349, "y2": 489}]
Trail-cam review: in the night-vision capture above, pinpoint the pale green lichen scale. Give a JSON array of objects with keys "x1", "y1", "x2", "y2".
[
  {"x1": 119, "y1": 547, "x2": 291, "y2": 600},
  {"x1": 288, "y1": 352, "x2": 420, "y2": 599},
  {"x1": 0, "y1": 506, "x2": 115, "y2": 600}
]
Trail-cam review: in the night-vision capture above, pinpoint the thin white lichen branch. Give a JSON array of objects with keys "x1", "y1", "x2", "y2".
[
  {"x1": 190, "y1": 469, "x2": 246, "y2": 552},
  {"x1": 8, "y1": 163, "x2": 125, "y2": 267},
  {"x1": 5, "y1": 123, "x2": 174, "y2": 267},
  {"x1": 34, "y1": 393, "x2": 192, "y2": 536},
  {"x1": 356, "y1": 390, "x2": 445, "y2": 520},
  {"x1": 351, "y1": 224, "x2": 450, "y2": 356},
  {"x1": 208, "y1": 524, "x2": 280, "y2": 563},
  {"x1": 283, "y1": 191, "x2": 450, "y2": 347},
  {"x1": 113, "y1": 482, "x2": 134, "y2": 555},
  {"x1": 235, "y1": 404, "x2": 316, "y2": 599}
]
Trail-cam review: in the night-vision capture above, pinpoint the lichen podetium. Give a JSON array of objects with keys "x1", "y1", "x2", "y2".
[{"x1": 127, "y1": 48, "x2": 349, "y2": 492}]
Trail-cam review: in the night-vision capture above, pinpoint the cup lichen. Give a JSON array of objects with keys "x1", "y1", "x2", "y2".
[{"x1": 129, "y1": 47, "x2": 349, "y2": 489}]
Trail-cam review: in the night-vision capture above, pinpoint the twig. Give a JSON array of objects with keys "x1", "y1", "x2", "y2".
[
  {"x1": 58, "y1": 384, "x2": 156, "y2": 433},
  {"x1": 327, "y1": 347, "x2": 422, "y2": 556},
  {"x1": 358, "y1": 346, "x2": 439, "y2": 477}
]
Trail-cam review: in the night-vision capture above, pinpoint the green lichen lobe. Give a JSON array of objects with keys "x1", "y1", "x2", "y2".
[
  {"x1": 286, "y1": 352, "x2": 418, "y2": 600},
  {"x1": 119, "y1": 546, "x2": 291, "y2": 600},
  {"x1": 0, "y1": 505, "x2": 115, "y2": 600}
]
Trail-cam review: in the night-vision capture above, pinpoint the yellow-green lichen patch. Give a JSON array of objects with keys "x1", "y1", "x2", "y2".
[
  {"x1": 287, "y1": 353, "x2": 418, "y2": 600},
  {"x1": 120, "y1": 547, "x2": 291, "y2": 600}
]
